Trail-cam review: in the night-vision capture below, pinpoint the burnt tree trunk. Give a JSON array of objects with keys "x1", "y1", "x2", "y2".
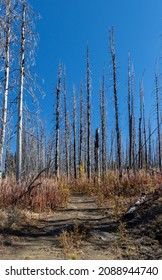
[
  {"x1": 73, "y1": 86, "x2": 77, "y2": 179},
  {"x1": 110, "y1": 27, "x2": 122, "y2": 177},
  {"x1": 55, "y1": 65, "x2": 62, "y2": 178},
  {"x1": 94, "y1": 128, "x2": 100, "y2": 180},
  {"x1": 155, "y1": 71, "x2": 161, "y2": 171},
  {"x1": 86, "y1": 46, "x2": 91, "y2": 179},
  {"x1": 63, "y1": 68, "x2": 69, "y2": 179},
  {"x1": 100, "y1": 71, "x2": 107, "y2": 175}
]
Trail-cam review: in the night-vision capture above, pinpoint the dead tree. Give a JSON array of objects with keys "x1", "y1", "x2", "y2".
[
  {"x1": 143, "y1": 101, "x2": 148, "y2": 169},
  {"x1": 22, "y1": 118, "x2": 27, "y2": 176},
  {"x1": 94, "y1": 128, "x2": 100, "y2": 180},
  {"x1": 138, "y1": 78, "x2": 144, "y2": 169},
  {"x1": 15, "y1": 0, "x2": 39, "y2": 182},
  {"x1": 55, "y1": 64, "x2": 62, "y2": 178},
  {"x1": 37, "y1": 118, "x2": 46, "y2": 173},
  {"x1": 125, "y1": 138, "x2": 129, "y2": 167},
  {"x1": 0, "y1": 0, "x2": 11, "y2": 179},
  {"x1": 83, "y1": 102, "x2": 88, "y2": 174},
  {"x1": 86, "y1": 46, "x2": 91, "y2": 179},
  {"x1": 148, "y1": 118, "x2": 152, "y2": 169},
  {"x1": 5, "y1": 148, "x2": 15, "y2": 177},
  {"x1": 110, "y1": 128, "x2": 115, "y2": 169},
  {"x1": 69, "y1": 127, "x2": 73, "y2": 177},
  {"x1": 131, "y1": 65, "x2": 136, "y2": 170},
  {"x1": 16, "y1": 2, "x2": 26, "y2": 182},
  {"x1": 79, "y1": 81, "x2": 84, "y2": 174},
  {"x1": 127, "y1": 52, "x2": 132, "y2": 168},
  {"x1": 100, "y1": 71, "x2": 107, "y2": 175},
  {"x1": 63, "y1": 68, "x2": 69, "y2": 179},
  {"x1": 155, "y1": 70, "x2": 161, "y2": 171},
  {"x1": 110, "y1": 27, "x2": 122, "y2": 177},
  {"x1": 73, "y1": 85, "x2": 77, "y2": 179}
]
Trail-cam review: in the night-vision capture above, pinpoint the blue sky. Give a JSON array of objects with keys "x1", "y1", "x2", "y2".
[{"x1": 29, "y1": 0, "x2": 162, "y2": 141}]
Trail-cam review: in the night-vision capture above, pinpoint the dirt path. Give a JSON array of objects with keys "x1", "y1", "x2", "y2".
[
  {"x1": 0, "y1": 194, "x2": 117, "y2": 259},
  {"x1": 0, "y1": 193, "x2": 162, "y2": 259}
]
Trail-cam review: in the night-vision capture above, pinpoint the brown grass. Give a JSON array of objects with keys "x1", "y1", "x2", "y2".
[
  {"x1": 0, "y1": 176, "x2": 70, "y2": 212},
  {"x1": 59, "y1": 224, "x2": 85, "y2": 259},
  {"x1": 0, "y1": 171, "x2": 161, "y2": 213}
]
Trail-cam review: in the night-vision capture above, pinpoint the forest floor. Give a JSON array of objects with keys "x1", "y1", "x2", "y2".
[{"x1": 0, "y1": 192, "x2": 162, "y2": 260}]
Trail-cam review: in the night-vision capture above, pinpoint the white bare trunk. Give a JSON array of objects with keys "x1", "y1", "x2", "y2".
[
  {"x1": 0, "y1": 1, "x2": 11, "y2": 179},
  {"x1": 16, "y1": 3, "x2": 26, "y2": 182}
]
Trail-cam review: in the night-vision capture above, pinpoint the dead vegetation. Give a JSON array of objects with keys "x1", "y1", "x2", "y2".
[{"x1": 0, "y1": 171, "x2": 162, "y2": 260}]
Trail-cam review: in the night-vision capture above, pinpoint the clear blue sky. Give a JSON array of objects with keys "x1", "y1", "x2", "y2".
[{"x1": 29, "y1": 0, "x2": 162, "y2": 141}]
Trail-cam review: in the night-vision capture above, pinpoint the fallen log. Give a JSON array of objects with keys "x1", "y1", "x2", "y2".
[{"x1": 122, "y1": 185, "x2": 162, "y2": 221}]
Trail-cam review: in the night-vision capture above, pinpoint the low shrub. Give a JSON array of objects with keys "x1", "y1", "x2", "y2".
[{"x1": 0, "y1": 176, "x2": 70, "y2": 212}]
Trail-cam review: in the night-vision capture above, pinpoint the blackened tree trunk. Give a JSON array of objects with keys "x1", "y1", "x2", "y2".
[
  {"x1": 63, "y1": 68, "x2": 69, "y2": 179},
  {"x1": 128, "y1": 52, "x2": 132, "y2": 168},
  {"x1": 155, "y1": 71, "x2": 161, "y2": 171},
  {"x1": 5, "y1": 148, "x2": 16, "y2": 177},
  {"x1": 131, "y1": 65, "x2": 136, "y2": 171},
  {"x1": 138, "y1": 79, "x2": 144, "y2": 169},
  {"x1": 79, "y1": 81, "x2": 84, "y2": 175},
  {"x1": 100, "y1": 71, "x2": 107, "y2": 175},
  {"x1": 86, "y1": 46, "x2": 91, "y2": 179},
  {"x1": 55, "y1": 65, "x2": 62, "y2": 178},
  {"x1": 73, "y1": 86, "x2": 77, "y2": 179},
  {"x1": 110, "y1": 128, "x2": 115, "y2": 169},
  {"x1": 94, "y1": 128, "x2": 100, "y2": 180},
  {"x1": 110, "y1": 27, "x2": 122, "y2": 177},
  {"x1": 148, "y1": 118, "x2": 152, "y2": 169},
  {"x1": 143, "y1": 102, "x2": 148, "y2": 169}
]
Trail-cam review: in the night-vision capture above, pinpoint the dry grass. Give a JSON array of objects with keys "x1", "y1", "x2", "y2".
[
  {"x1": 0, "y1": 171, "x2": 161, "y2": 260},
  {"x1": 59, "y1": 224, "x2": 85, "y2": 259},
  {"x1": 0, "y1": 170, "x2": 161, "y2": 215},
  {"x1": 0, "y1": 176, "x2": 70, "y2": 212},
  {"x1": 68, "y1": 170, "x2": 162, "y2": 223},
  {"x1": 0, "y1": 210, "x2": 7, "y2": 227},
  {"x1": 70, "y1": 170, "x2": 162, "y2": 197},
  {"x1": 98, "y1": 170, "x2": 162, "y2": 197}
]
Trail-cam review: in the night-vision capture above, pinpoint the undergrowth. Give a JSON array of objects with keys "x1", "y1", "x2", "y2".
[
  {"x1": 0, "y1": 176, "x2": 70, "y2": 212},
  {"x1": 60, "y1": 224, "x2": 85, "y2": 259},
  {"x1": 0, "y1": 170, "x2": 161, "y2": 213}
]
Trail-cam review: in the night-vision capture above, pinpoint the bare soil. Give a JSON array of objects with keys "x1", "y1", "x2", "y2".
[{"x1": 0, "y1": 193, "x2": 162, "y2": 260}]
